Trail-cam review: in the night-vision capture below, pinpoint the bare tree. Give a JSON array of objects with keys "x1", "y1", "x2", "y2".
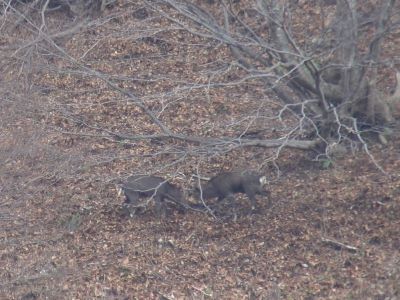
[
  {"x1": 1, "y1": 0, "x2": 399, "y2": 180},
  {"x1": 152, "y1": 0, "x2": 400, "y2": 152}
]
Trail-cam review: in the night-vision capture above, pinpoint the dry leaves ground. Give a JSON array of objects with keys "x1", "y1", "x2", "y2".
[{"x1": 1, "y1": 1, "x2": 400, "y2": 299}]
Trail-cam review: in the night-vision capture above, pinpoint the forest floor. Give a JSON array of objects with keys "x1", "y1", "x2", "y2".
[{"x1": 1, "y1": 1, "x2": 400, "y2": 299}]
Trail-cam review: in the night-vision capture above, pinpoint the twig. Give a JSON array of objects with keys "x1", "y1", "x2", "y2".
[
  {"x1": 321, "y1": 237, "x2": 358, "y2": 253},
  {"x1": 191, "y1": 286, "x2": 213, "y2": 297},
  {"x1": 190, "y1": 174, "x2": 210, "y2": 181},
  {"x1": 194, "y1": 166, "x2": 217, "y2": 219}
]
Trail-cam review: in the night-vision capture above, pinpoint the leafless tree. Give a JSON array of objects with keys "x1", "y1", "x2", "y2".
[
  {"x1": 1, "y1": 0, "x2": 399, "y2": 181},
  {"x1": 152, "y1": 0, "x2": 400, "y2": 153}
]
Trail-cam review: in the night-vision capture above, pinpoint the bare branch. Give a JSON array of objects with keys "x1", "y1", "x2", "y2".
[{"x1": 321, "y1": 237, "x2": 358, "y2": 253}]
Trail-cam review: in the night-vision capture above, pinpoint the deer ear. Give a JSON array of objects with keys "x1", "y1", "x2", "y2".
[
  {"x1": 116, "y1": 185, "x2": 123, "y2": 197},
  {"x1": 259, "y1": 176, "x2": 267, "y2": 185}
]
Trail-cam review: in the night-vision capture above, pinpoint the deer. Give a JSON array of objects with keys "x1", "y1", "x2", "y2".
[
  {"x1": 192, "y1": 171, "x2": 269, "y2": 212},
  {"x1": 120, "y1": 175, "x2": 187, "y2": 216}
]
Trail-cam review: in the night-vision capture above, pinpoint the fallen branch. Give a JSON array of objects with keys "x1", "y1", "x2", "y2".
[{"x1": 56, "y1": 127, "x2": 321, "y2": 150}]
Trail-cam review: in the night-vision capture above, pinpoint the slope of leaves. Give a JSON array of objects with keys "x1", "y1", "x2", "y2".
[{"x1": 1, "y1": 1, "x2": 399, "y2": 299}]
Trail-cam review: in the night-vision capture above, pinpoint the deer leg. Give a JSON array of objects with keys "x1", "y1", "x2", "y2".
[
  {"x1": 168, "y1": 197, "x2": 187, "y2": 214},
  {"x1": 155, "y1": 196, "x2": 168, "y2": 218},
  {"x1": 244, "y1": 188, "x2": 258, "y2": 212},
  {"x1": 176, "y1": 201, "x2": 187, "y2": 214},
  {"x1": 257, "y1": 189, "x2": 271, "y2": 208},
  {"x1": 215, "y1": 194, "x2": 235, "y2": 215},
  {"x1": 123, "y1": 190, "x2": 141, "y2": 217}
]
